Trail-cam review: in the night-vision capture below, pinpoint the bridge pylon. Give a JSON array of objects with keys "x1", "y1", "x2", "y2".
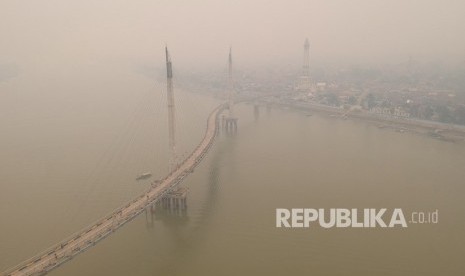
[
  {"x1": 224, "y1": 47, "x2": 238, "y2": 133},
  {"x1": 165, "y1": 46, "x2": 177, "y2": 171}
]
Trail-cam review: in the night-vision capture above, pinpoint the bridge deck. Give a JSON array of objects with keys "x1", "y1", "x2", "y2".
[{"x1": 2, "y1": 104, "x2": 226, "y2": 276}]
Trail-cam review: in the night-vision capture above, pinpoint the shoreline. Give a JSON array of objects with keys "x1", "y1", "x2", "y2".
[{"x1": 262, "y1": 99, "x2": 465, "y2": 143}]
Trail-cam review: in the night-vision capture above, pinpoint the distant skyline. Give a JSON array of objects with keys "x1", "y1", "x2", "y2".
[{"x1": 1, "y1": 0, "x2": 465, "y2": 73}]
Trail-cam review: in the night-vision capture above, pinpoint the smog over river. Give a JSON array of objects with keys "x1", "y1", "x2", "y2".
[{"x1": 1, "y1": 1, "x2": 465, "y2": 275}]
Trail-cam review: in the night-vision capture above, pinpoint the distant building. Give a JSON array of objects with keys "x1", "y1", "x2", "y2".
[
  {"x1": 316, "y1": 82, "x2": 326, "y2": 91},
  {"x1": 370, "y1": 107, "x2": 410, "y2": 118}
]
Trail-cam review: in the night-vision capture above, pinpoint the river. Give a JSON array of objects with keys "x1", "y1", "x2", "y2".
[{"x1": 1, "y1": 72, "x2": 465, "y2": 275}]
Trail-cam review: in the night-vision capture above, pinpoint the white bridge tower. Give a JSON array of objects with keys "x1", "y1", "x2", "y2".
[
  {"x1": 224, "y1": 47, "x2": 238, "y2": 132},
  {"x1": 165, "y1": 46, "x2": 177, "y2": 170}
]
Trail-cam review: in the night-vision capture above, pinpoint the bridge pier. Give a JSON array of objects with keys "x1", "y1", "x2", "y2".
[
  {"x1": 157, "y1": 187, "x2": 188, "y2": 215},
  {"x1": 224, "y1": 117, "x2": 238, "y2": 133},
  {"x1": 254, "y1": 103, "x2": 260, "y2": 120},
  {"x1": 145, "y1": 205, "x2": 156, "y2": 228}
]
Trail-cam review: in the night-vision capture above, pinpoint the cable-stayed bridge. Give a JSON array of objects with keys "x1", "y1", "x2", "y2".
[{"x1": 2, "y1": 47, "x2": 236, "y2": 276}]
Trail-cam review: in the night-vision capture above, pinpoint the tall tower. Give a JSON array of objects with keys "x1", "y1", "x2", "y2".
[
  {"x1": 165, "y1": 46, "x2": 176, "y2": 170},
  {"x1": 303, "y1": 38, "x2": 310, "y2": 79},
  {"x1": 298, "y1": 38, "x2": 311, "y2": 91}
]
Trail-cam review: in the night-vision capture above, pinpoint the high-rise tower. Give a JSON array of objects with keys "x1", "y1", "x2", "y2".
[
  {"x1": 298, "y1": 38, "x2": 312, "y2": 91},
  {"x1": 303, "y1": 38, "x2": 310, "y2": 79},
  {"x1": 165, "y1": 46, "x2": 176, "y2": 170}
]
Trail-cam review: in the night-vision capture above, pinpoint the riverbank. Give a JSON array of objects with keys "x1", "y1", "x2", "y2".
[{"x1": 263, "y1": 99, "x2": 465, "y2": 143}]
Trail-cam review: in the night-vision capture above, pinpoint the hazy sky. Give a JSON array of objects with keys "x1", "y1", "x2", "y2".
[{"x1": 1, "y1": 0, "x2": 465, "y2": 72}]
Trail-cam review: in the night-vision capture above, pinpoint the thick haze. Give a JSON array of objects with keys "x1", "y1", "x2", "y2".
[{"x1": 1, "y1": 0, "x2": 465, "y2": 73}]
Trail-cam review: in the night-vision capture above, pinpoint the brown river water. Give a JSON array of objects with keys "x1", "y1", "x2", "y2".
[{"x1": 1, "y1": 72, "x2": 465, "y2": 275}]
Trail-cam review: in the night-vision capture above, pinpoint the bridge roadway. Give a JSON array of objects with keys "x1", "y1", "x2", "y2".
[{"x1": 2, "y1": 104, "x2": 227, "y2": 276}]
